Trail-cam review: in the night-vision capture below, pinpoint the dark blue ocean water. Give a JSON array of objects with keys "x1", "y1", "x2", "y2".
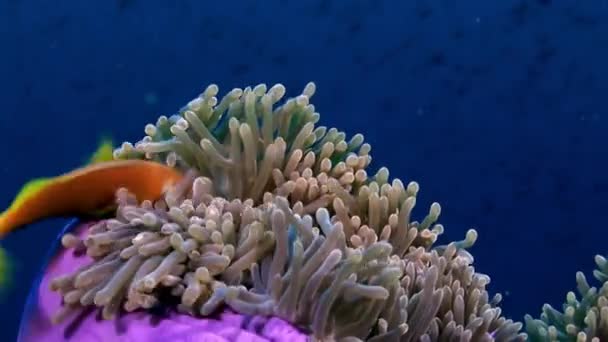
[{"x1": 0, "y1": 1, "x2": 606, "y2": 341}]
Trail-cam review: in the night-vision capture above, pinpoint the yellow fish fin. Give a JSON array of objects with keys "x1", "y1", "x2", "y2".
[
  {"x1": 0, "y1": 139, "x2": 112, "y2": 237},
  {"x1": 88, "y1": 137, "x2": 114, "y2": 164},
  {"x1": 2, "y1": 177, "x2": 53, "y2": 216},
  {"x1": 5, "y1": 138, "x2": 114, "y2": 215},
  {"x1": 0, "y1": 177, "x2": 55, "y2": 237},
  {"x1": 0, "y1": 246, "x2": 13, "y2": 293}
]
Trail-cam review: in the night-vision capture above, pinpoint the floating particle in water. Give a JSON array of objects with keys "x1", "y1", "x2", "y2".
[{"x1": 143, "y1": 92, "x2": 158, "y2": 106}]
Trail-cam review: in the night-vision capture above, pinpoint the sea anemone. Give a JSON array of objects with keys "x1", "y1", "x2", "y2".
[
  {"x1": 525, "y1": 254, "x2": 608, "y2": 342},
  {"x1": 49, "y1": 82, "x2": 526, "y2": 341}
]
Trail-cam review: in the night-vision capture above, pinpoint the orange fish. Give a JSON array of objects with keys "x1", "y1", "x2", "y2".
[{"x1": 0, "y1": 139, "x2": 183, "y2": 288}]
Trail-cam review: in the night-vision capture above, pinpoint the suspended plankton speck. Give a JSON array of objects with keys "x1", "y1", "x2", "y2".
[{"x1": 144, "y1": 92, "x2": 158, "y2": 106}]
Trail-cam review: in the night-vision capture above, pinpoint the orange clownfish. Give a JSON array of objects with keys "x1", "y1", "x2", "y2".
[{"x1": 0, "y1": 139, "x2": 184, "y2": 288}]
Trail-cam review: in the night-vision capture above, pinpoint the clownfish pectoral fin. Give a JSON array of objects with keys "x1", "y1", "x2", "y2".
[{"x1": 86, "y1": 203, "x2": 118, "y2": 219}]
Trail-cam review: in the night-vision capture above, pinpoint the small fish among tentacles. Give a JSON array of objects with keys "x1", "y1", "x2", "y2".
[{"x1": 0, "y1": 139, "x2": 184, "y2": 289}]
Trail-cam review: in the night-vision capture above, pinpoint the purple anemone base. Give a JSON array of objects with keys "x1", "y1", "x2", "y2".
[{"x1": 18, "y1": 221, "x2": 309, "y2": 342}]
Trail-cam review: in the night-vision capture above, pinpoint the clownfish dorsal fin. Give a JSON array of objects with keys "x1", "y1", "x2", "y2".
[{"x1": 87, "y1": 137, "x2": 115, "y2": 164}]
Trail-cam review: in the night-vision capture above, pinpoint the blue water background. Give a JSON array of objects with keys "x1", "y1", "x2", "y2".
[{"x1": 1, "y1": 1, "x2": 607, "y2": 340}]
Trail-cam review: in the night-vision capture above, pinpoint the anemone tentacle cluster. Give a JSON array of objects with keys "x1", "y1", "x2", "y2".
[
  {"x1": 50, "y1": 82, "x2": 526, "y2": 341},
  {"x1": 525, "y1": 254, "x2": 608, "y2": 342}
]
